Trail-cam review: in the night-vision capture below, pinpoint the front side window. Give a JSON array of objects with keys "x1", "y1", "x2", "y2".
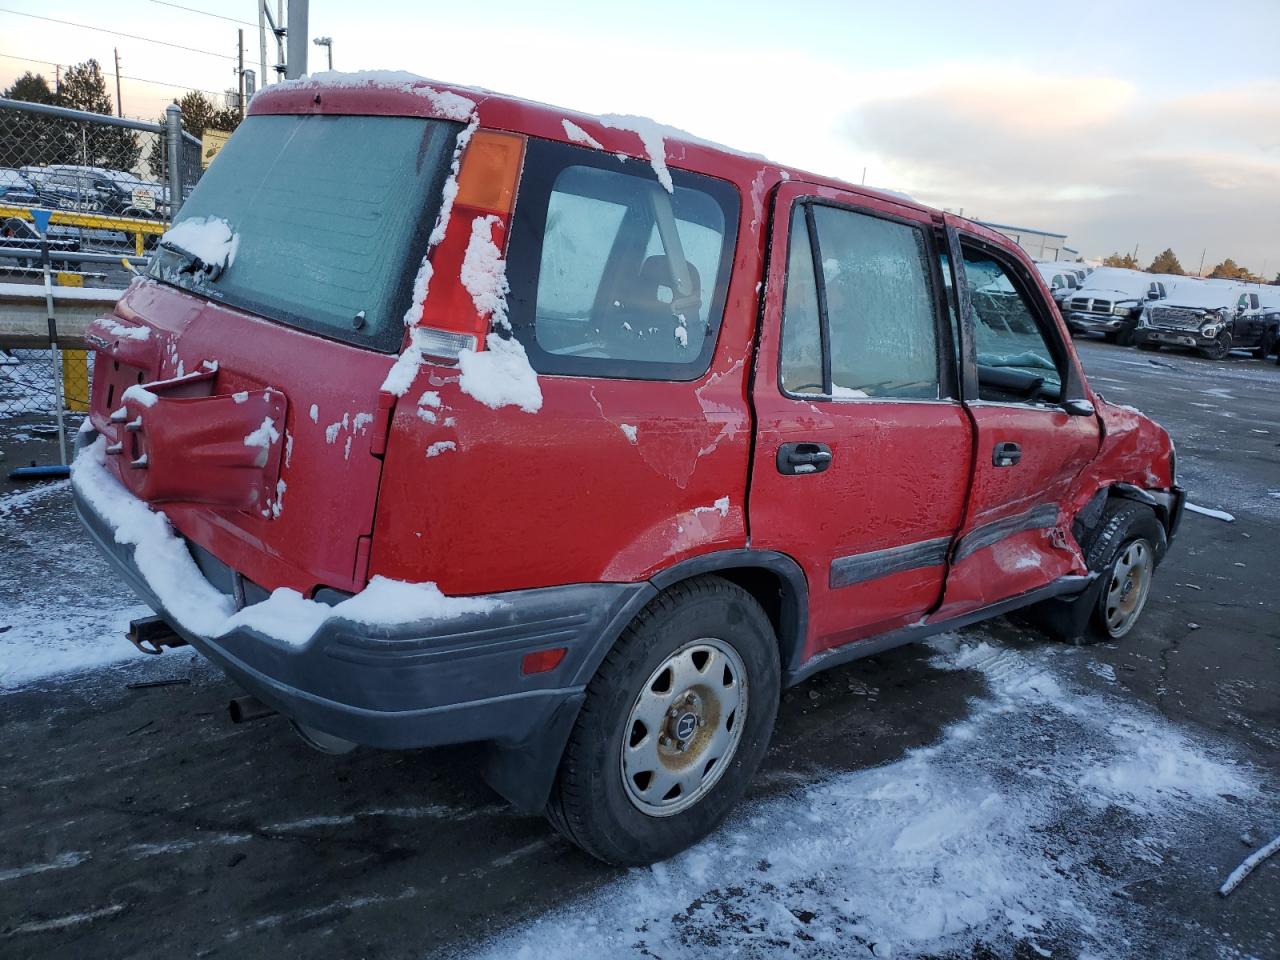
[
  {"x1": 780, "y1": 203, "x2": 941, "y2": 400},
  {"x1": 962, "y1": 247, "x2": 1064, "y2": 404},
  {"x1": 506, "y1": 139, "x2": 739, "y2": 380}
]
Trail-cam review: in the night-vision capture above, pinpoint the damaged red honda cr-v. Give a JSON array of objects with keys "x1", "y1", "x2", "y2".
[{"x1": 72, "y1": 71, "x2": 1184, "y2": 865}]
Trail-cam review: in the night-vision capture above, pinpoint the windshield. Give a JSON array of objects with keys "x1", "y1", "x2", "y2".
[{"x1": 150, "y1": 113, "x2": 459, "y2": 352}]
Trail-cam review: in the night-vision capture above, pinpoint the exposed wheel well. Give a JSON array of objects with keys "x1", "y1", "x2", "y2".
[{"x1": 647, "y1": 552, "x2": 809, "y2": 678}]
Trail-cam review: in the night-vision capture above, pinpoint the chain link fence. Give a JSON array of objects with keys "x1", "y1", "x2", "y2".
[{"x1": 0, "y1": 98, "x2": 203, "y2": 463}]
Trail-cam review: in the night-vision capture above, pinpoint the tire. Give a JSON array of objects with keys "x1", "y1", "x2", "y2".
[
  {"x1": 1101, "y1": 331, "x2": 1118, "y2": 344},
  {"x1": 1136, "y1": 341, "x2": 1161, "y2": 352},
  {"x1": 545, "y1": 576, "x2": 780, "y2": 865},
  {"x1": 1080, "y1": 502, "x2": 1166, "y2": 643},
  {"x1": 1115, "y1": 319, "x2": 1139, "y2": 346},
  {"x1": 1255, "y1": 328, "x2": 1277, "y2": 360},
  {"x1": 1024, "y1": 500, "x2": 1166, "y2": 644},
  {"x1": 1200, "y1": 331, "x2": 1231, "y2": 361}
]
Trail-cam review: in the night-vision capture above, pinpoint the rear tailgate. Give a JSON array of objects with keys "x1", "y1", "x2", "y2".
[{"x1": 90, "y1": 282, "x2": 393, "y2": 595}]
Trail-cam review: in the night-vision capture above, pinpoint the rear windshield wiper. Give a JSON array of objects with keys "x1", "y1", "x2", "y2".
[{"x1": 157, "y1": 239, "x2": 225, "y2": 281}]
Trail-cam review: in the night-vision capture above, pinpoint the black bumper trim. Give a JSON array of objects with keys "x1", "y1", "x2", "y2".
[{"x1": 72, "y1": 454, "x2": 647, "y2": 751}]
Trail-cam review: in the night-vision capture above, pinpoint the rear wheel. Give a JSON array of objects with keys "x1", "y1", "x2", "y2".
[
  {"x1": 545, "y1": 576, "x2": 780, "y2": 865},
  {"x1": 1200, "y1": 331, "x2": 1232, "y2": 361}
]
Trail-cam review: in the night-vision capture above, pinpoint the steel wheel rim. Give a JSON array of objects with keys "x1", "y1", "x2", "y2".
[
  {"x1": 620, "y1": 637, "x2": 749, "y2": 817},
  {"x1": 1104, "y1": 538, "x2": 1153, "y2": 637}
]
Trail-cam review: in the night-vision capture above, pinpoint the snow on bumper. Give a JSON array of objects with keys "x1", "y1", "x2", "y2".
[{"x1": 70, "y1": 432, "x2": 645, "y2": 749}]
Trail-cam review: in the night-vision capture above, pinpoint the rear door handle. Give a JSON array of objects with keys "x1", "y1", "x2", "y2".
[
  {"x1": 992, "y1": 441, "x2": 1022, "y2": 467},
  {"x1": 777, "y1": 441, "x2": 832, "y2": 475}
]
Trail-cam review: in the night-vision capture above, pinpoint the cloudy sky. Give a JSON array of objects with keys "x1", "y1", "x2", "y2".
[{"x1": 4, "y1": 0, "x2": 1277, "y2": 274}]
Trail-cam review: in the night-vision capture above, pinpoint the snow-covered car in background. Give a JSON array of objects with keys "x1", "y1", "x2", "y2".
[
  {"x1": 1135, "y1": 281, "x2": 1280, "y2": 360},
  {"x1": 0, "y1": 167, "x2": 62, "y2": 208},
  {"x1": 1035, "y1": 263, "x2": 1079, "y2": 306},
  {"x1": 1063, "y1": 268, "x2": 1168, "y2": 344},
  {"x1": 19, "y1": 165, "x2": 165, "y2": 219}
]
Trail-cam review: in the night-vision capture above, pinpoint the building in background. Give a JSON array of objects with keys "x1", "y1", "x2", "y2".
[{"x1": 977, "y1": 221, "x2": 1073, "y2": 262}]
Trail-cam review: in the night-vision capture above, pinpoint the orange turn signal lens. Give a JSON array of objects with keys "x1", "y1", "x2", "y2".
[{"x1": 455, "y1": 130, "x2": 526, "y2": 216}]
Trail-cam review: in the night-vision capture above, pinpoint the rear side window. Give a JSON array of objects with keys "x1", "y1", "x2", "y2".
[
  {"x1": 506, "y1": 139, "x2": 739, "y2": 380},
  {"x1": 780, "y1": 202, "x2": 942, "y2": 400},
  {"x1": 153, "y1": 114, "x2": 460, "y2": 352}
]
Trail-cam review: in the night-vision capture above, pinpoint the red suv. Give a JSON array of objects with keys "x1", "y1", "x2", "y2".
[{"x1": 72, "y1": 73, "x2": 1184, "y2": 865}]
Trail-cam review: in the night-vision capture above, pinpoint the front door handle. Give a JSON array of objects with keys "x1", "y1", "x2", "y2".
[
  {"x1": 993, "y1": 441, "x2": 1022, "y2": 467},
  {"x1": 777, "y1": 441, "x2": 833, "y2": 475}
]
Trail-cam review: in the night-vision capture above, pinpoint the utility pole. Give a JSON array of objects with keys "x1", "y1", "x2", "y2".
[
  {"x1": 113, "y1": 47, "x2": 123, "y2": 116},
  {"x1": 286, "y1": 0, "x2": 309, "y2": 79},
  {"x1": 258, "y1": 1, "x2": 268, "y2": 86},
  {"x1": 1199, "y1": 248, "x2": 1207, "y2": 276},
  {"x1": 237, "y1": 28, "x2": 246, "y2": 118}
]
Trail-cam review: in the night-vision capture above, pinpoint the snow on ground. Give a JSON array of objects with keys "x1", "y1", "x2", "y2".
[
  {"x1": 0, "y1": 482, "x2": 147, "y2": 689},
  {"x1": 463, "y1": 632, "x2": 1261, "y2": 960}
]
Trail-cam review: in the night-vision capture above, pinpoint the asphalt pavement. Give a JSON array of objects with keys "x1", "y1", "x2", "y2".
[{"x1": 0, "y1": 339, "x2": 1276, "y2": 960}]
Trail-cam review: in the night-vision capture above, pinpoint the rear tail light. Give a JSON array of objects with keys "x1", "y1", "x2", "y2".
[{"x1": 412, "y1": 130, "x2": 526, "y2": 354}]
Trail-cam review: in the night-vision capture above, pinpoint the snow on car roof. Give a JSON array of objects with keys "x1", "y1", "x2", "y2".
[{"x1": 255, "y1": 70, "x2": 929, "y2": 216}]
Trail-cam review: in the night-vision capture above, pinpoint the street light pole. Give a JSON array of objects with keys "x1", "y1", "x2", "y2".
[{"x1": 313, "y1": 36, "x2": 333, "y2": 71}]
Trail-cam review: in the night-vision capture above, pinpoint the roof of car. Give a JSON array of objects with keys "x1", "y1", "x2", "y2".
[{"x1": 251, "y1": 71, "x2": 1008, "y2": 243}]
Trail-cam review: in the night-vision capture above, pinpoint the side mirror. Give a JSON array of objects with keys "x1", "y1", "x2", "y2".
[
  {"x1": 1145, "y1": 290, "x2": 1158, "y2": 300},
  {"x1": 1062, "y1": 398, "x2": 1095, "y2": 417}
]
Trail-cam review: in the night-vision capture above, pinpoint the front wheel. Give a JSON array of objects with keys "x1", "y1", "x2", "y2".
[
  {"x1": 1085, "y1": 502, "x2": 1166, "y2": 642},
  {"x1": 546, "y1": 576, "x2": 780, "y2": 865},
  {"x1": 1115, "y1": 319, "x2": 1139, "y2": 346},
  {"x1": 1136, "y1": 340, "x2": 1161, "y2": 352},
  {"x1": 1254, "y1": 328, "x2": 1277, "y2": 360},
  {"x1": 1200, "y1": 331, "x2": 1232, "y2": 361}
]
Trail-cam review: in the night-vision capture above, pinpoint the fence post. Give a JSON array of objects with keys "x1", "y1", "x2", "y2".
[{"x1": 165, "y1": 103, "x2": 184, "y2": 218}]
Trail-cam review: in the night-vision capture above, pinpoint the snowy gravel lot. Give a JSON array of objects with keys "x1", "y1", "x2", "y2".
[{"x1": 1, "y1": 340, "x2": 1277, "y2": 959}]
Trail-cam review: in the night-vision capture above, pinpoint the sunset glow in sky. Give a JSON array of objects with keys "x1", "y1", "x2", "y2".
[{"x1": 3, "y1": 0, "x2": 1277, "y2": 273}]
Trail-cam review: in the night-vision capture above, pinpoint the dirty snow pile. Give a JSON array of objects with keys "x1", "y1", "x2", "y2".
[
  {"x1": 465, "y1": 634, "x2": 1259, "y2": 960},
  {"x1": 159, "y1": 216, "x2": 240, "y2": 273},
  {"x1": 0, "y1": 482, "x2": 150, "y2": 688},
  {"x1": 68, "y1": 438, "x2": 498, "y2": 647}
]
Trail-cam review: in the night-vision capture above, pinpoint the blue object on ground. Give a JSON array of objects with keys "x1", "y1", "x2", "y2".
[{"x1": 8, "y1": 464, "x2": 70, "y2": 480}]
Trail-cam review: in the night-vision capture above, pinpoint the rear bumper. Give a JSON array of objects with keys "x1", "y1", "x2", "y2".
[{"x1": 72, "y1": 440, "x2": 651, "y2": 752}]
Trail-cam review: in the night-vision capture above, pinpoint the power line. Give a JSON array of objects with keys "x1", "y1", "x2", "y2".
[
  {"x1": 0, "y1": 51, "x2": 229, "y2": 101},
  {"x1": 0, "y1": 8, "x2": 237, "y2": 62},
  {"x1": 147, "y1": 0, "x2": 256, "y2": 28}
]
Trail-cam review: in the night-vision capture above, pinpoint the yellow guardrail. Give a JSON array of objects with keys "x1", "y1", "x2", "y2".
[{"x1": 0, "y1": 203, "x2": 166, "y2": 255}]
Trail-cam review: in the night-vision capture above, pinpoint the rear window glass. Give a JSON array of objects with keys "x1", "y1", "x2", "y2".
[
  {"x1": 150, "y1": 113, "x2": 459, "y2": 352},
  {"x1": 505, "y1": 138, "x2": 739, "y2": 381}
]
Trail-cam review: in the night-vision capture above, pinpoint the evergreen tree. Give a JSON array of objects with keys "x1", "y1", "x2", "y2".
[
  {"x1": 1, "y1": 72, "x2": 62, "y2": 166},
  {"x1": 55, "y1": 59, "x2": 141, "y2": 171},
  {"x1": 1145, "y1": 248, "x2": 1184, "y2": 275},
  {"x1": 1102, "y1": 252, "x2": 1139, "y2": 269},
  {"x1": 1208, "y1": 258, "x2": 1251, "y2": 281}
]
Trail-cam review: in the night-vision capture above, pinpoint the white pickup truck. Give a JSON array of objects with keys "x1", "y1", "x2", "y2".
[{"x1": 1063, "y1": 268, "x2": 1169, "y2": 345}]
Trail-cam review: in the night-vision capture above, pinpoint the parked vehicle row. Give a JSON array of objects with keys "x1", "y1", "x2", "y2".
[
  {"x1": 1, "y1": 165, "x2": 167, "y2": 219},
  {"x1": 1042, "y1": 260, "x2": 1280, "y2": 362}
]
